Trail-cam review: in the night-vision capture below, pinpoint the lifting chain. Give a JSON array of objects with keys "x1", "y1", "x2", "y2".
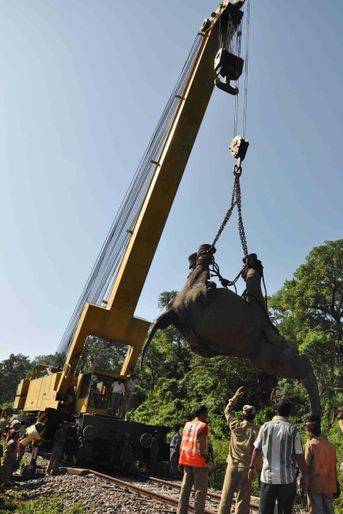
[{"x1": 211, "y1": 163, "x2": 248, "y2": 258}]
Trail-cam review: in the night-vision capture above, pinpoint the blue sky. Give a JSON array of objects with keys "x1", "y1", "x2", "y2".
[{"x1": 1, "y1": 0, "x2": 342, "y2": 361}]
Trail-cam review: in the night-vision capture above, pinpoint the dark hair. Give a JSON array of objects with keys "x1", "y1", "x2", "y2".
[
  {"x1": 276, "y1": 400, "x2": 292, "y2": 417},
  {"x1": 195, "y1": 405, "x2": 208, "y2": 418},
  {"x1": 306, "y1": 415, "x2": 321, "y2": 436}
]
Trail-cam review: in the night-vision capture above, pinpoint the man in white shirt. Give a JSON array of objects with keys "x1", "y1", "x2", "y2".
[
  {"x1": 248, "y1": 400, "x2": 308, "y2": 514},
  {"x1": 111, "y1": 380, "x2": 126, "y2": 417}
]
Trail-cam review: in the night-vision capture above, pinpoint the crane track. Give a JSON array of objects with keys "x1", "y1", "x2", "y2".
[
  {"x1": 138, "y1": 474, "x2": 259, "y2": 509},
  {"x1": 87, "y1": 469, "x2": 259, "y2": 513}
]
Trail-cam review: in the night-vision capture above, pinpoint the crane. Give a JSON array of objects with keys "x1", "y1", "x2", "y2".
[{"x1": 14, "y1": 0, "x2": 247, "y2": 469}]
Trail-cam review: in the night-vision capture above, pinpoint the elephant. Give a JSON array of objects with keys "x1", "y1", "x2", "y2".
[{"x1": 141, "y1": 244, "x2": 321, "y2": 416}]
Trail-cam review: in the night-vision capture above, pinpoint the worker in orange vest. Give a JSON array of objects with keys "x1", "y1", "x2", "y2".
[{"x1": 177, "y1": 405, "x2": 209, "y2": 514}]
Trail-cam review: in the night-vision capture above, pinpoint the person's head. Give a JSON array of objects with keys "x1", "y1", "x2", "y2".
[
  {"x1": 195, "y1": 405, "x2": 208, "y2": 422},
  {"x1": 174, "y1": 424, "x2": 182, "y2": 433},
  {"x1": 35, "y1": 422, "x2": 45, "y2": 433},
  {"x1": 242, "y1": 404, "x2": 256, "y2": 422},
  {"x1": 11, "y1": 420, "x2": 21, "y2": 430},
  {"x1": 305, "y1": 415, "x2": 321, "y2": 437},
  {"x1": 275, "y1": 400, "x2": 292, "y2": 418}
]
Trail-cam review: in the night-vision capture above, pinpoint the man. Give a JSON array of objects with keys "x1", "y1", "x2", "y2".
[
  {"x1": 1, "y1": 423, "x2": 21, "y2": 487},
  {"x1": 46, "y1": 422, "x2": 69, "y2": 475},
  {"x1": 5, "y1": 420, "x2": 22, "y2": 469},
  {"x1": 0, "y1": 411, "x2": 9, "y2": 438},
  {"x1": 123, "y1": 375, "x2": 138, "y2": 413},
  {"x1": 177, "y1": 405, "x2": 209, "y2": 514},
  {"x1": 218, "y1": 386, "x2": 259, "y2": 514},
  {"x1": 170, "y1": 424, "x2": 182, "y2": 477},
  {"x1": 304, "y1": 416, "x2": 337, "y2": 514},
  {"x1": 17, "y1": 422, "x2": 45, "y2": 466},
  {"x1": 6, "y1": 420, "x2": 22, "y2": 442},
  {"x1": 329, "y1": 407, "x2": 343, "y2": 433},
  {"x1": 110, "y1": 380, "x2": 126, "y2": 417},
  {"x1": 248, "y1": 400, "x2": 308, "y2": 514}
]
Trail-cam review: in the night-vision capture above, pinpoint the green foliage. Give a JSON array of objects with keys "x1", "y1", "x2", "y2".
[
  {"x1": 0, "y1": 354, "x2": 32, "y2": 404},
  {"x1": 31, "y1": 354, "x2": 56, "y2": 367},
  {"x1": 269, "y1": 239, "x2": 343, "y2": 411},
  {"x1": 76, "y1": 335, "x2": 128, "y2": 374}
]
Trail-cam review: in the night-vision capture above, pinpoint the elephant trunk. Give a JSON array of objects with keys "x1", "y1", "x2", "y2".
[
  {"x1": 140, "y1": 310, "x2": 175, "y2": 372},
  {"x1": 299, "y1": 356, "x2": 322, "y2": 417}
]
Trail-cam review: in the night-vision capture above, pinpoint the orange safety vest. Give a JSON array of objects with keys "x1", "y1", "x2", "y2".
[{"x1": 179, "y1": 418, "x2": 208, "y2": 467}]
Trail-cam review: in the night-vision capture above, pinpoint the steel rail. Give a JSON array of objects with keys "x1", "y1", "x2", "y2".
[
  {"x1": 125, "y1": 473, "x2": 260, "y2": 510},
  {"x1": 145, "y1": 474, "x2": 259, "y2": 511},
  {"x1": 90, "y1": 469, "x2": 218, "y2": 514},
  {"x1": 145, "y1": 474, "x2": 223, "y2": 502},
  {"x1": 62, "y1": 466, "x2": 259, "y2": 512}
]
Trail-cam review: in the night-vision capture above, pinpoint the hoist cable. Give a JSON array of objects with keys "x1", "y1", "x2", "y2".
[
  {"x1": 232, "y1": 21, "x2": 242, "y2": 137},
  {"x1": 242, "y1": 0, "x2": 251, "y2": 138}
]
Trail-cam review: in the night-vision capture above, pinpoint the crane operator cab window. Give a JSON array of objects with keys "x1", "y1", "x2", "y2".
[{"x1": 85, "y1": 374, "x2": 112, "y2": 410}]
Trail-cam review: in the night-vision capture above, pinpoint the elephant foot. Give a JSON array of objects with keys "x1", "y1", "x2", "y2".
[{"x1": 242, "y1": 253, "x2": 263, "y2": 277}]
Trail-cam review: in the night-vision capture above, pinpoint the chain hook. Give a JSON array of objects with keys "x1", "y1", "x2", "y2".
[{"x1": 233, "y1": 159, "x2": 242, "y2": 176}]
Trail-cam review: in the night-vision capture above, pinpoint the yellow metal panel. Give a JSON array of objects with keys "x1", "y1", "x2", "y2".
[
  {"x1": 13, "y1": 378, "x2": 30, "y2": 410},
  {"x1": 74, "y1": 397, "x2": 88, "y2": 413},
  {"x1": 23, "y1": 374, "x2": 61, "y2": 412}
]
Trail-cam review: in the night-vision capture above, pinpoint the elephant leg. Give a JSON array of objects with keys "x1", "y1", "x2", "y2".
[{"x1": 257, "y1": 373, "x2": 278, "y2": 402}]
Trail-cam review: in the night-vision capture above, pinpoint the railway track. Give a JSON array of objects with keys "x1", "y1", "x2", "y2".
[{"x1": 88, "y1": 469, "x2": 259, "y2": 513}]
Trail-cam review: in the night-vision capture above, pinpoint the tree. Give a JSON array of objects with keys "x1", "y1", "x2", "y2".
[
  {"x1": 31, "y1": 354, "x2": 56, "y2": 367},
  {"x1": 0, "y1": 353, "x2": 32, "y2": 404},
  {"x1": 269, "y1": 239, "x2": 343, "y2": 416},
  {"x1": 77, "y1": 336, "x2": 128, "y2": 374}
]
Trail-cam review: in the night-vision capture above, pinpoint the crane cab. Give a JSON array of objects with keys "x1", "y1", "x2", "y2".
[{"x1": 74, "y1": 371, "x2": 127, "y2": 418}]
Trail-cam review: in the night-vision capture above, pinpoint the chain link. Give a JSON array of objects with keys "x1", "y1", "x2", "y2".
[
  {"x1": 235, "y1": 172, "x2": 248, "y2": 257},
  {"x1": 211, "y1": 166, "x2": 248, "y2": 258}
]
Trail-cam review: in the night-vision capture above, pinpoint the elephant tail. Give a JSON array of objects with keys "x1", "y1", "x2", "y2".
[{"x1": 140, "y1": 310, "x2": 176, "y2": 372}]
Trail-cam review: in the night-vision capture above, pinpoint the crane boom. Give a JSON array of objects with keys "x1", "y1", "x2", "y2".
[{"x1": 56, "y1": 0, "x2": 246, "y2": 395}]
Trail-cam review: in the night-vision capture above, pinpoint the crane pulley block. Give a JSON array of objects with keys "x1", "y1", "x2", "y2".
[
  {"x1": 214, "y1": 48, "x2": 244, "y2": 81},
  {"x1": 229, "y1": 135, "x2": 249, "y2": 162},
  {"x1": 214, "y1": 48, "x2": 244, "y2": 95},
  {"x1": 213, "y1": 1, "x2": 245, "y2": 95}
]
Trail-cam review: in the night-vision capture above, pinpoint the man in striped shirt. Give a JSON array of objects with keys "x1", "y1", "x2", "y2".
[{"x1": 248, "y1": 400, "x2": 308, "y2": 514}]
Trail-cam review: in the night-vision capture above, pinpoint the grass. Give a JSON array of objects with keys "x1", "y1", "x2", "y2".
[
  {"x1": 1, "y1": 438, "x2": 86, "y2": 514},
  {"x1": 0, "y1": 492, "x2": 86, "y2": 514}
]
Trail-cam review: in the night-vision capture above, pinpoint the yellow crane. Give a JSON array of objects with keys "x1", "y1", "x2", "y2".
[{"x1": 14, "y1": 0, "x2": 247, "y2": 469}]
